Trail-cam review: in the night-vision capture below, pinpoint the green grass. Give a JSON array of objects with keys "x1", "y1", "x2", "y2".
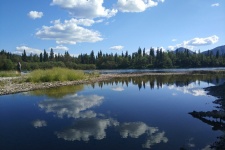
[
  {"x1": 0, "y1": 71, "x2": 21, "y2": 77},
  {"x1": 26, "y1": 68, "x2": 86, "y2": 82}
]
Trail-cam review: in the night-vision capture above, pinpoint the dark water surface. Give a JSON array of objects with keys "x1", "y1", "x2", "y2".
[{"x1": 0, "y1": 75, "x2": 224, "y2": 150}]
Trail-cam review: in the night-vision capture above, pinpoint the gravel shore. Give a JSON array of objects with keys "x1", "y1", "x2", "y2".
[{"x1": 0, "y1": 72, "x2": 188, "y2": 95}]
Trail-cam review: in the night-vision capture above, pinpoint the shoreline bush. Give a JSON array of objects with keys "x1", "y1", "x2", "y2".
[{"x1": 26, "y1": 68, "x2": 86, "y2": 82}]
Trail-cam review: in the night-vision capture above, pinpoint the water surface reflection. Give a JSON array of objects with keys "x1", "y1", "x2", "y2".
[
  {"x1": 189, "y1": 82, "x2": 225, "y2": 149},
  {"x1": 119, "y1": 122, "x2": 168, "y2": 149},
  {"x1": 96, "y1": 74, "x2": 225, "y2": 89},
  {"x1": 1, "y1": 74, "x2": 225, "y2": 149},
  {"x1": 39, "y1": 94, "x2": 104, "y2": 119},
  {"x1": 35, "y1": 75, "x2": 224, "y2": 149},
  {"x1": 32, "y1": 119, "x2": 47, "y2": 128},
  {"x1": 56, "y1": 118, "x2": 119, "y2": 141}
]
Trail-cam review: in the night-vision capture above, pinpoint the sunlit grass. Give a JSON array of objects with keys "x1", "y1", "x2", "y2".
[
  {"x1": 0, "y1": 71, "x2": 21, "y2": 77},
  {"x1": 26, "y1": 68, "x2": 86, "y2": 82}
]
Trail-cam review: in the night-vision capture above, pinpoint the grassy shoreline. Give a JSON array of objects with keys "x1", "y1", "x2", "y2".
[
  {"x1": 1, "y1": 69, "x2": 225, "y2": 95},
  {"x1": 0, "y1": 71, "x2": 21, "y2": 77},
  {"x1": 26, "y1": 68, "x2": 87, "y2": 82}
]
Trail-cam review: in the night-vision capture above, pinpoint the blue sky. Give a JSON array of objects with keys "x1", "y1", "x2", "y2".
[{"x1": 0, "y1": 0, "x2": 224, "y2": 56}]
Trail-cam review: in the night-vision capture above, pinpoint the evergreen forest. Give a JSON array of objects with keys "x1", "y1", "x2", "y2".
[{"x1": 1, "y1": 47, "x2": 225, "y2": 71}]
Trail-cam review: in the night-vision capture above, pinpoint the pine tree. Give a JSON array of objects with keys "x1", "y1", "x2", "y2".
[
  {"x1": 40, "y1": 53, "x2": 43, "y2": 62},
  {"x1": 150, "y1": 47, "x2": 155, "y2": 57},
  {"x1": 43, "y1": 49, "x2": 48, "y2": 62},
  {"x1": 22, "y1": 50, "x2": 27, "y2": 62},
  {"x1": 143, "y1": 48, "x2": 146, "y2": 57},
  {"x1": 216, "y1": 50, "x2": 220, "y2": 59},
  {"x1": 49, "y1": 48, "x2": 54, "y2": 61},
  {"x1": 90, "y1": 50, "x2": 95, "y2": 64},
  {"x1": 125, "y1": 51, "x2": 128, "y2": 58},
  {"x1": 138, "y1": 47, "x2": 142, "y2": 56}
]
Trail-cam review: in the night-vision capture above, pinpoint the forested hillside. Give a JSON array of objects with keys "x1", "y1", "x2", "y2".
[
  {"x1": 202, "y1": 45, "x2": 225, "y2": 56},
  {"x1": 1, "y1": 46, "x2": 225, "y2": 71}
]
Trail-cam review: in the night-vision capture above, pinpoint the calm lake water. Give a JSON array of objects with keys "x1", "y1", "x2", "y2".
[{"x1": 0, "y1": 74, "x2": 224, "y2": 150}]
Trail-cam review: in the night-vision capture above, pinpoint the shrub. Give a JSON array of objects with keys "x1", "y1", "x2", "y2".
[
  {"x1": 27, "y1": 67, "x2": 86, "y2": 82},
  {"x1": 0, "y1": 59, "x2": 14, "y2": 70}
]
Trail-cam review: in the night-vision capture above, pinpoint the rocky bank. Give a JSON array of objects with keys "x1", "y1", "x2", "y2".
[{"x1": 0, "y1": 72, "x2": 188, "y2": 95}]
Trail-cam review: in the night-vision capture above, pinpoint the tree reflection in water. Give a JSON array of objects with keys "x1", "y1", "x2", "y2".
[
  {"x1": 189, "y1": 83, "x2": 225, "y2": 149},
  {"x1": 30, "y1": 74, "x2": 225, "y2": 149},
  {"x1": 94, "y1": 74, "x2": 225, "y2": 149},
  {"x1": 94, "y1": 74, "x2": 225, "y2": 90}
]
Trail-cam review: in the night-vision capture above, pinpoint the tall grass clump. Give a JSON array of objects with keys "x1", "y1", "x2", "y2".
[
  {"x1": 27, "y1": 68, "x2": 85, "y2": 82},
  {"x1": 0, "y1": 71, "x2": 21, "y2": 77}
]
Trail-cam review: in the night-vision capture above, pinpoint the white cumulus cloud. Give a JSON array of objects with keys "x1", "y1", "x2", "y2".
[
  {"x1": 186, "y1": 35, "x2": 219, "y2": 46},
  {"x1": 168, "y1": 43, "x2": 194, "y2": 51},
  {"x1": 116, "y1": 0, "x2": 163, "y2": 12},
  {"x1": 15, "y1": 46, "x2": 43, "y2": 55},
  {"x1": 51, "y1": 0, "x2": 117, "y2": 18},
  {"x1": 168, "y1": 35, "x2": 219, "y2": 50},
  {"x1": 50, "y1": 18, "x2": 95, "y2": 27},
  {"x1": 110, "y1": 45, "x2": 124, "y2": 50},
  {"x1": 28, "y1": 11, "x2": 43, "y2": 19},
  {"x1": 49, "y1": 45, "x2": 69, "y2": 51},
  {"x1": 172, "y1": 39, "x2": 177, "y2": 42},
  {"x1": 211, "y1": 3, "x2": 219, "y2": 7},
  {"x1": 36, "y1": 18, "x2": 103, "y2": 44}
]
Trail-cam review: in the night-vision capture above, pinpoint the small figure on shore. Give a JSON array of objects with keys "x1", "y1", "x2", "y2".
[{"x1": 17, "y1": 62, "x2": 21, "y2": 73}]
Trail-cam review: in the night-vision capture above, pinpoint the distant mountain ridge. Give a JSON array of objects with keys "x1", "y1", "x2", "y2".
[
  {"x1": 174, "y1": 45, "x2": 225, "y2": 56},
  {"x1": 173, "y1": 47, "x2": 195, "y2": 54},
  {"x1": 202, "y1": 45, "x2": 225, "y2": 56}
]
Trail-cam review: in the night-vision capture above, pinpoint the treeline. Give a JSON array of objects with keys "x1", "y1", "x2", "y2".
[{"x1": 1, "y1": 47, "x2": 225, "y2": 71}]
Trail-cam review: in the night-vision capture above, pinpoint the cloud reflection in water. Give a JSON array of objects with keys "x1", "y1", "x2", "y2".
[
  {"x1": 56, "y1": 119, "x2": 168, "y2": 148},
  {"x1": 119, "y1": 122, "x2": 158, "y2": 138},
  {"x1": 38, "y1": 92, "x2": 168, "y2": 148},
  {"x1": 56, "y1": 118, "x2": 119, "y2": 141},
  {"x1": 142, "y1": 131, "x2": 168, "y2": 149},
  {"x1": 168, "y1": 83, "x2": 207, "y2": 96},
  {"x1": 119, "y1": 122, "x2": 168, "y2": 149},
  {"x1": 112, "y1": 86, "x2": 125, "y2": 91},
  {"x1": 38, "y1": 94, "x2": 104, "y2": 119},
  {"x1": 32, "y1": 119, "x2": 47, "y2": 128}
]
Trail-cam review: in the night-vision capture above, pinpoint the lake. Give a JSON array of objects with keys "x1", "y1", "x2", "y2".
[{"x1": 0, "y1": 74, "x2": 224, "y2": 150}]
